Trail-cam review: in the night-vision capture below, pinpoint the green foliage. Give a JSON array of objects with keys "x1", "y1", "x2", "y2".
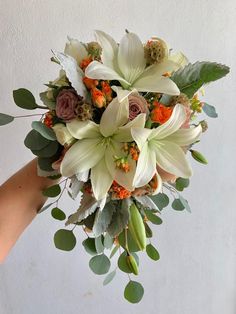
[
  {"x1": 144, "y1": 222, "x2": 153, "y2": 238},
  {"x1": 43, "y1": 184, "x2": 61, "y2": 197},
  {"x1": 146, "y1": 244, "x2": 160, "y2": 261},
  {"x1": 51, "y1": 207, "x2": 66, "y2": 221},
  {"x1": 32, "y1": 121, "x2": 57, "y2": 140},
  {"x1": 172, "y1": 199, "x2": 185, "y2": 211},
  {"x1": 190, "y1": 149, "x2": 208, "y2": 164},
  {"x1": 124, "y1": 281, "x2": 144, "y2": 304},
  {"x1": 38, "y1": 157, "x2": 55, "y2": 171},
  {"x1": 107, "y1": 200, "x2": 130, "y2": 237},
  {"x1": 0, "y1": 113, "x2": 14, "y2": 126},
  {"x1": 118, "y1": 229, "x2": 140, "y2": 253},
  {"x1": 103, "y1": 269, "x2": 116, "y2": 286},
  {"x1": 118, "y1": 251, "x2": 139, "y2": 274},
  {"x1": 54, "y1": 229, "x2": 76, "y2": 251},
  {"x1": 202, "y1": 103, "x2": 218, "y2": 118},
  {"x1": 93, "y1": 202, "x2": 116, "y2": 237},
  {"x1": 13, "y1": 88, "x2": 38, "y2": 110},
  {"x1": 179, "y1": 195, "x2": 191, "y2": 213},
  {"x1": 95, "y1": 235, "x2": 104, "y2": 254},
  {"x1": 24, "y1": 129, "x2": 51, "y2": 150},
  {"x1": 89, "y1": 254, "x2": 111, "y2": 275},
  {"x1": 39, "y1": 91, "x2": 56, "y2": 110},
  {"x1": 175, "y1": 178, "x2": 190, "y2": 191},
  {"x1": 128, "y1": 203, "x2": 146, "y2": 251},
  {"x1": 103, "y1": 233, "x2": 114, "y2": 249},
  {"x1": 38, "y1": 202, "x2": 54, "y2": 214},
  {"x1": 32, "y1": 141, "x2": 59, "y2": 158},
  {"x1": 171, "y1": 62, "x2": 230, "y2": 98},
  {"x1": 149, "y1": 193, "x2": 169, "y2": 210},
  {"x1": 109, "y1": 245, "x2": 119, "y2": 258},
  {"x1": 82, "y1": 237, "x2": 97, "y2": 256},
  {"x1": 144, "y1": 209, "x2": 162, "y2": 225}
]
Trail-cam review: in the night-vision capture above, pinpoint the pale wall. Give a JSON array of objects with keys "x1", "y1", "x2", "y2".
[{"x1": 0, "y1": 1, "x2": 236, "y2": 313}]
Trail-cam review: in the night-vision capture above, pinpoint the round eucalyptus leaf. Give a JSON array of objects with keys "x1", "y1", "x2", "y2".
[
  {"x1": 146, "y1": 244, "x2": 160, "y2": 261},
  {"x1": 175, "y1": 178, "x2": 190, "y2": 191},
  {"x1": 0, "y1": 113, "x2": 14, "y2": 126},
  {"x1": 150, "y1": 193, "x2": 169, "y2": 210},
  {"x1": 24, "y1": 129, "x2": 50, "y2": 150},
  {"x1": 103, "y1": 269, "x2": 116, "y2": 286},
  {"x1": 144, "y1": 210, "x2": 162, "y2": 225},
  {"x1": 54, "y1": 229, "x2": 76, "y2": 251},
  {"x1": 13, "y1": 88, "x2": 38, "y2": 110},
  {"x1": 172, "y1": 199, "x2": 185, "y2": 211},
  {"x1": 32, "y1": 141, "x2": 59, "y2": 158},
  {"x1": 118, "y1": 251, "x2": 139, "y2": 274},
  {"x1": 203, "y1": 103, "x2": 218, "y2": 118},
  {"x1": 82, "y1": 238, "x2": 97, "y2": 256},
  {"x1": 38, "y1": 157, "x2": 55, "y2": 171},
  {"x1": 89, "y1": 254, "x2": 111, "y2": 275},
  {"x1": 32, "y1": 121, "x2": 57, "y2": 141},
  {"x1": 124, "y1": 281, "x2": 144, "y2": 304},
  {"x1": 51, "y1": 207, "x2": 66, "y2": 221},
  {"x1": 43, "y1": 184, "x2": 61, "y2": 197}
]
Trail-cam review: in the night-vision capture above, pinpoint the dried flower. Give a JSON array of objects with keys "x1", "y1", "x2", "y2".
[
  {"x1": 144, "y1": 37, "x2": 168, "y2": 65},
  {"x1": 75, "y1": 103, "x2": 93, "y2": 121},
  {"x1": 87, "y1": 41, "x2": 102, "y2": 59}
]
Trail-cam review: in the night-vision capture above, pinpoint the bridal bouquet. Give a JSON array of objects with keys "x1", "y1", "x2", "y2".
[{"x1": 0, "y1": 30, "x2": 229, "y2": 303}]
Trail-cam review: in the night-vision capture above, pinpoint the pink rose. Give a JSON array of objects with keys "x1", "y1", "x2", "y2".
[
  {"x1": 56, "y1": 89, "x2": 81, "y2": 122},
  {"x1": 128, "y1": 94, "x2": 149, "y2": 121}
]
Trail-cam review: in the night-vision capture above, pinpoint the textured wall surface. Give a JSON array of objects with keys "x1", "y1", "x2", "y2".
[{"x1": 0, "y1": 1, "x2": 236, "y2": 313}]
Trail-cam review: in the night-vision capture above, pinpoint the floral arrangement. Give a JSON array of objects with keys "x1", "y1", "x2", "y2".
[{"x1": 0, "y1": 30, "x2": 229, "y2": 303}]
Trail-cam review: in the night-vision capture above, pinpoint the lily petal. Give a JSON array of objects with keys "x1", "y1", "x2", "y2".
[
  {"x1": 111, "y1": 86, "x2": 134, "y2": 102},
  {"x1": 168, "y1": 52, "x2": 189, "y2": 69},
  {"x1": 151, "y1": 140, "x2": 192, "y2": 178},
  {"x1": 100, "y1": 96, "x2": 129, "y2": 137},
  {"x1": 149, "y1": 104, "x2": 186, "y2": 140},
  {"x1": 133, "y1": 142, "x2": 157, "y2": 187},
  {"x1": 95, "y1": 30, "x2": 119, "y2": 71},
  {"x1": 152, "y1": 171, "x2": 163, "y2": 195},
  {"x1": 131, "y1": 127, "x2": 152, "y2": 150},
  {"x1": 165, "y1": 125, "x2": 202, "y2": 146},
  {"x1": 113, "y1": 113, "x2": 146, "y2": 142},
  {"x1": 118, "y1": 32, "x2": 146, "y2": 84},
  {"x1": 67, "y1": 120, "x2": 100, "y2": 139},
  {"x1": 53, "y1": 52, "x2": 87, "y2": 98},
  {"x1": 85, "y1": 60, "x2": 130, "y2": 85},
  {"x1": 64, "y1": 37, "x2": 88, "y2": 65},
  {"x1": 91, "y1": 158, "x2": 113, "y2": 200},
  {"x1": 60, "y1": 138, "x2": 105, "y2": 177}
]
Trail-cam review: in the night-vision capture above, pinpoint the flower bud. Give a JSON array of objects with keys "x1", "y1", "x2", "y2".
[
  {"x1": 126, "y1": 254, "x2": 139, "y2": 275},
  {"x1": 190, "y1": 149, "x2": 208, "y2": 164},
  {"x1": 91, "y1": 87, "x2": 106, "y2": 108},
  {"x1": 128, "y1": 203, "x2": 146, "y2": 251}
]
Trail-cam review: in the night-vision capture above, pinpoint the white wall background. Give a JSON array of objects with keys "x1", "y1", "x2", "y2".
[{"x1": 0, "y1": 0, "x2": 235, "y2": 313}]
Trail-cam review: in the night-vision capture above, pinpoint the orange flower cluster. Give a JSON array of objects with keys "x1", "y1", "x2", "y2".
[
  {"x1": 115, "y1": 156, "x2": 130, "y2": 173},
  {"x1": 151, "y1": 101, "x2": 173, "y2": 124},
  {"x1": 110, "y1": 181, "x2": 131, "y2": 199},
  {"x1": 44, "y1": 112, "x2": 53, "y2": 128},
  {"x1": 79, "y1": 57, "x2": 93, "y2": 71},
  {"x1": 123, "y1": 143, "x2": 139, "y2": 161}
]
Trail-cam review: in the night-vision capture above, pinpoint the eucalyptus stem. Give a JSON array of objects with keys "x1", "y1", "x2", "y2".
[{"x1": 14, "y1": 114, "x2": 44, "y2": 118}]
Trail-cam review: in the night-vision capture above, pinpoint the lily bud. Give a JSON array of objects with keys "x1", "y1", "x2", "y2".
[
  {"x1": 126, "y1": 254, "x2": 139, "y2": 275},
  {"x1": 190, "y1": 149, "x2": 208, "y2": 165},
  {"x1": 128, "y1": 203, "x2": 146, "y2": 251}
]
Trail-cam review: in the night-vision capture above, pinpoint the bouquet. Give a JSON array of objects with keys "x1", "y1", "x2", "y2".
[{"x1": 0, "y1": 30, "x2": 229, "y2": 303}]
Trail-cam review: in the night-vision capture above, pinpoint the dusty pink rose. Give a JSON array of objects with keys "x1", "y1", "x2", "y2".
[
  {"x1": 56, "y1": 89, "x2": 81, "y2": 122},
  {"x1": 128, "y1": 94, "x2": 149, "y2": 121}
]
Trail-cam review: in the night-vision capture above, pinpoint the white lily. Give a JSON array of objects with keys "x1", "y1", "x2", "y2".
[
  {"x1": 60, "y1": 96, "x2": 146, "y2": 200},
  {"x1": 85, "y1": 30, "x2": 180, "y2": 95},
  {"x1": 131, "y1": 104, "x2": 202, "y2": 187},
  {"x1": 64, "y1": 36, "x2": 88, "y2": 65}
]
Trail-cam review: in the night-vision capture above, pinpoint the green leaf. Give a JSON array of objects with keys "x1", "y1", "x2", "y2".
[
  {"x1": 89, "y1": 254, "x2": 111, "y2": 275},
  {"x1": 149, "y1": 193, "x2": 169, "y2": 210},
  {"x1": 93, "y1": 202, "x2": 116, "y2": 237},
  {"x1": 144, "y1": 210, "x2": 162, "y2": 225},
  {"x1": 103, "y1": 269, "x2": 116, "y2": 286},
  {"x1": 54, "y1": 229, "x2": 76, "y2": 251},
  {"x1": 32, "y1": 121, "x2": 57, "y2": 140},
  {"x1": 175, "y1": 178, "x2": 190, "y2": 191},
  {"x1": 0, "y1": 113, "x2": 14, "y2": 126},
  {"x1": 118, "y1": 251, "x2": 139, "y2": 274},
  {"x1": 171, "y1": 62, "x2": 230, "y2": 98},
  {"x1": 172, "y1": 199, "x2": 185, "y2": 211},
  {"x1": 107, "y1": 200, "x2": 130, "y2": 237},
  {"x1": 43, "y1": 184, "x2": 61, "y2": 197},
  {"x1": 82, "y1": 237, "x2": 97, "y2": 255},
  {"x1": 179, "y1": 195, "x2": 191, "y2": 213},
  {"x1": 47, "y1": 174, "x2": 62, "y2": 180},
  {"x1": 146, "y1": 244, "x2": 160, "y2": 261},
  {"x1": 13, "y1": 88, "x2": 38, "y2": 110},
  {"x1": 51, "y1": 207, "x2": 66, "y2": 221},
  {"x1": 103, "y1": 233, "x2": 114, "y2": 249},
  {"x1": 24, "y1": 129, "x2": 51, "y2": 150},
  {"x1": 144, "y1": 222, "x2": 153, "y2": 238},
  {"x1": 38, "y1": 202, "x2": 54, "y2": 214},
  {"x1": 38, "y1": 157, "x2": 55, "y2": 171},
  {"x1": 202, "y1": 103, "x2": 218, "y2": 118},
  {"x1": 95, "y1": 235, "x2": 104, "y2": 254},
  {"x1": 109, "y1": 245, "x2": 119, "y2": 258},
  {"x1": 32, "y1": 141, "x2": 59, "y2": 158},
  {"x1": 118, "y1": 229, "x2": 140, "y2": 252},
  {"x1": 39, "y1": 91, "x2": 56, "y2": 109},
  {"x1": 124, "y1": 281, "x2": 144, "y2": 304}
]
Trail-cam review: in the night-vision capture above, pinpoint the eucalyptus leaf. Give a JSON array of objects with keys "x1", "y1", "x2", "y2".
[
  {"x1": 103, "y1": 269, "x2": 116, "y2": 286},
  {"x1": 0, "y1": 113, "x2": 14, "y2": 126},
  {"x1": 38, "y1": 202, "x2": 54, "y2": 214},
  {"x1": 43, "y1": 184, "x2": 61, "y2": 197},
  {"x1": 89, "y1": 254, "x2": 111, "y2": 275},
  {"x1": 146, "y1": 244, "x2": 160, "y2": 261},
  {"x1": 32, "y1": 121, "x2": 57, "y2": 140},
  {"x1": 32, "y1": 141, "x2": 59, "y2": 158},
  {"x1": 107, "y1": 200, "x2": 130, "y2": 237},
  {"x1": 109, "y1": 245, "x2": 119, "y2": 258},
  {"x1": 51, "y1": 207, "x2": 66, "y2": 221},
  {"x1": 149, "y1": 193, "x2": 169, "y2": 210},
  {"x1": 179, "y1": 195, "x2": 191, "y2": 213},
  {"x1": 202, "y1": 102, "x2": 218, "y2": 118},
  {"x1": 172, "y1": 199, "x2": 185, "y2": 211},
  {"x1": 144, "y1": 210, "x2": 162, "y2": 225},
  {"x1": 144, "y1": 222, "x2": 153, "y2": 238},
  {"x1": 40, "y1": 91, "x2": 56, "y2": 109},
  {"x1": 124, "y1": 281, "x2": 144, "y2": 304},
  {"x1": 82, "y1": 237, "x2": 97, "y2": 256},
  {"x1": 54, "y1": 229, "x2": 76, "y2": 251},
  {"x1": 95, "y1": 235, "x2": 104, "y2": 254},
  {"x1": 175, "y1": 178, "x2": 190, "y2": 191},
  {"x1": 13, "y1": 88, "x2": 38, "y2": 110},
  {"x1": 38, "y1": 157, "x2": 55, "y2": 171},
  {"x1": 171, "y1": 62, "x2": 230, "y2": 98},
  {"x1": 103, "y1": 233, "x2": 114, "y2": 249},
  {"x1": 24, "y1": 129, "x2": 51, "y2": 150},
  {"x1": 118, "y1": 251, "x2": 139, "y2": 274}
]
